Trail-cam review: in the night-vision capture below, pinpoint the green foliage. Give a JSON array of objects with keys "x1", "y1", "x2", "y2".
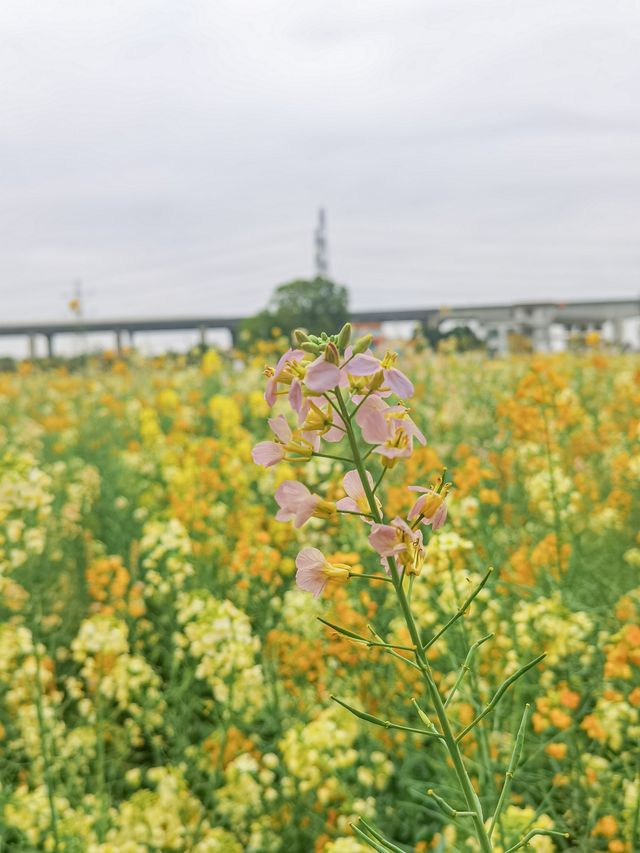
[
  {"x1": 420, "y1": 323, "x2": 485, "y2": 352},
  {"x1": 239, "y1": 277, "x2": 349, "y2": 347}
]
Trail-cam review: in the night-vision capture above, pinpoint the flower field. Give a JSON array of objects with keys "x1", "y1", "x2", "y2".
[{"x1": 0, "y1": 342, "x2": 639, "y2": 852}]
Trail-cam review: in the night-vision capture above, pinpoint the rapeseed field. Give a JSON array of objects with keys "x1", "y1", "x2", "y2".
[{"x1": 0, "y1": 339, "x2": 638, "y2": 852}]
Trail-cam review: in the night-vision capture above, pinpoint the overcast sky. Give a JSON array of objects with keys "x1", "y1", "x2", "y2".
[{"x1": 1, "y1": 0, "x2": 639, "y2": 324}]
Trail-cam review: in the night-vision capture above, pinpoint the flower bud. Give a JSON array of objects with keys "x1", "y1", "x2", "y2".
[
  {"x1": 324, "y1": 342, "x2": 340, "y2": 365},
  {"x1": 352, "y1": 334, "x2": 373, "y2": 354},
  {"x1": 337, "y1": 322, "x2": 352, "y2": 351},
  {"x1": 293, "y1": 329, "x2": 309, "y2": 345},
  {"x1": 369, "y1": 370, "x2": 385, "y2": 391},
  {"x1": 301, "y1": 342, "x2": 320, "y2": 355}
]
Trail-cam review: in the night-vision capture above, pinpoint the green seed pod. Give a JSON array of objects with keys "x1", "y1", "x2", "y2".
[
  {"x1": 324, "y1": 342, "x2": 340, "y2": 365},
  {"x1": 352, "y1": 334, "x2": 373, "y2": 354},
  {"x1": 337, "y1": 322, "x2": 352, "y2": 351}
]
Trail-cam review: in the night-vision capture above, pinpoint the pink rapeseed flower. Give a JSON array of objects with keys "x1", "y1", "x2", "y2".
[
  {"x1": 336, "y1": 469, "x2": 381, "y2": 521},
  {"x1": 295, "y1": 547, "x2": 351, "y2": 598},
  {"x1": 348, "y1": 349, "x2": 414, "y2": 398},
  {"x1": 275, "y1": 481, "x2": 336, "y2": 527},
  {"x1": 355, "y1": 397, "x2": 425, "y2": 465},
  {"x1": 251, "y1": 415, "x2": 315, "y2": 468},
  {"x1": 264, "y1": 349, "x2": 307, "y2": 406},
  {"x1": 368, "y1": 517, "x2": 425, "y2": 576},
  {"x1": 304, "y1": 352, "x2": 342, "y2": 393},
  {"x1": 408, "y1": 485, "x2": 450, "y2": 530}
]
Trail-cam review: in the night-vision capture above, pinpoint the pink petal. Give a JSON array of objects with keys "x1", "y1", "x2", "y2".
[
  {"x1": 301, "y1": 430, "x2": 321, "y2": 451},
  {"x1": 343, "y1": 469, "x2": 365, "y2": 500},
  {"x1": 268, "y1": 415, "x2": 292, "y2": 443},
  {"x1": 368, "y1": 524, "x2": 399, "y2": 556},
  {"x1": 289, "y1": 380, "x2": 303, "y2": 414},
  {"x1": 408, "y1": 494, "x2": 427, "y2": 520},
  {"x1": 373, "y1": 444, "x2": 412, "y2": 459},
  {"x1": 252, "y1": 441, "x2": 284, "y2": 467},
  {"x1": 402, "y1": 416, "x2": 426, "y2": 446},
  {"x1": 336, "y1": 497, "x2": 359, "y2": 513},
  {"x1": 275, "y1": 480, "x2": 311, "y2": 512},
  {"x1": 264, "y1": 378, "x2": 278, "y2": 407},
  {"x1": 295, "y1": 546, "x2": 328, "y2": 596},
  {"x1": 295, "y1": 546, "x2": 326, "y2": 572},
  {"x1": 276, "y1": 507, "x2": 296, "y2": 523},
  {"x1": 322, "y1": 410, "x2": 346, "y2": 443},
  {"x1": 430, "y1": 503, "x2": 448, "y2": 530},
  {"x1": 384, "y1": 367, "x2": 414, "y2": 398},
  {"x1": 296, "y1": 569, "x2": 327, "y2": 599},
  {"x1": 294, "y1": 497, "x2": 319, "y2": 528},
  {"x1": 305, "y1": 357, "x2": 341, "y2": 392},
  {"x1": 392, "y1": 517, "x2": 414, "y2": 537},
  {"x1": 356, "y1": 398, "x2": 391, "y2": 445},
  {"x1": 348, "y1": 354, "x2": 381, "y2": 376},
  {"x1": 323, "y1": 425, "x2": 343, "y2": 443},
  {"x1": 275, "y1": 348, "x2": 305, "y2": 376}
]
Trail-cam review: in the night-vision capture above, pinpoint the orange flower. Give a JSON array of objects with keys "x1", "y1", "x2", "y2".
[
  {"x1": 591, "y1": 815, "x2": 618, "y2": 837},
  {"x1": 545, "y1": 742, "x2": 567, "y2": 760}
]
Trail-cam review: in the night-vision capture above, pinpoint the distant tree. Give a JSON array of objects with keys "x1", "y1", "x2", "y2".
[
  {"x1": 239, "y1": 277, "x2": 349, "y2": 347},
  {"x1": 238, "y1": 309, "x2": 280, "y2": 348},
  {"x1": 420, "y1": 322, "x2": 484, "y2": 352}
]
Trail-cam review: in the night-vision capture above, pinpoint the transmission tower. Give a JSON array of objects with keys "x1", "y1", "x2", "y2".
[{"x1": 314, "y1": 208, "x2": 329, "y2": 279}]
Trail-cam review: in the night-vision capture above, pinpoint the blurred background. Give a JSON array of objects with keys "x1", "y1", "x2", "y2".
[{"x1": 1, "y1": 0, "x2": 639, "y2": 356}]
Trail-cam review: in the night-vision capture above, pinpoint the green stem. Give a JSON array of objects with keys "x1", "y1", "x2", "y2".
[
  {"x1": 373, "y1": 467, "x2": 387, "y2": 494},
  {"x1": 31, "y1": 632, "x2": 60, "y2": 852},
  {"x1": 349, "y1": 572, "x2": 393, "y2": 583},
  {"x1": 312, "y1": 451, "x2": 353, "y2": 464},
  {"x1": 487, "y1": 705, "x2": 530, "y2": 839},
  {"x1": 445, "y1": 633, "x2": 494, "y2": 708},
  {"x1": 503, "y1": 829, "x2": 570, "y2": 852},
  {"x1": 332, "y1": 695, "x2": 443, "y2": 739},
  {"x1": 333, "y1": 386, "x2": 494, "y2": 853}
]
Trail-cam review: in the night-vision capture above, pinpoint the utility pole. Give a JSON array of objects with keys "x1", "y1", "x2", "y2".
[
  {"x1": 314, "y1": 208, "x2": 329, "y2": 279},
  {"x1": 68, "y1": 279, "x2": 87, "y2": 356}
]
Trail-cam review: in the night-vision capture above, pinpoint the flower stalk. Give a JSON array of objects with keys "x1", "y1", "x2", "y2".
[{"x1": 252, "y1": 328, "x2": 550, "y2": 852}]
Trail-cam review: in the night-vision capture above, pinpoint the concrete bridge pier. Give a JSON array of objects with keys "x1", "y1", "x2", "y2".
[
  {"x1": 28, "y1": 334, "x2": 37, "y2": 360},
  {"x1": 612, "y1": 318, "x2": 625, "y2": 348},
  {"x1": 45, "y1": 334, "x2": 54, "y2": 359},
  {"x1": 115, "y1": 330, "x2": 123, "y2": 356}
]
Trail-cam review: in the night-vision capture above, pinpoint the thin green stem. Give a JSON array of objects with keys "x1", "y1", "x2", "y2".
[
  {"x1": 349, "y1": 572, "x2": 393, "y2": 583},
  {"x1": 503, "y1": 829, "x2": 570, "y2": 852},
  {"x1": 312, "y1": 451, "x2": 353, "y2": 464},
  {"x1": 31, "y1": 633, "x2": 60, "y2": 852},
  {"x1": 487, "y1": 705, "x2": 530, "y2": 839},
  {"x1": 457, "y1": 654, "x2": 546, "y2": 742},
  {"x1": 337, "y1": 508, "x2": 374, "y2": 518},
  {"x1": 445, "y1": 633, "x2": 494, "y2": 708},
  {"x1": 332, "y1": 695, "x2": 443, "y2": 739},
  {"x1": 424, "y1": 568, "x2": 494, "y2": 651},
  {"x1": 373, "y1": 467, "x2": 387, "y2": 494},
  {"x1": 333, "y1": 386, "x2": 494, "y2": 853}
]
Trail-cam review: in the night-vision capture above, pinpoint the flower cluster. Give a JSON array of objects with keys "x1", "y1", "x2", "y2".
[{"x1": 253, "y1": 325, "x2": 450, "y2": 600}]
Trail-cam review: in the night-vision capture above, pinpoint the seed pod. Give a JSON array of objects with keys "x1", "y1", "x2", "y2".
[
  {"x1": 337, "y1": 322, "x2": 352, "y2": 351},
  {"x1": 352, "y1": 334, "x2": 373, "y2": 354},
  {"x1": 324, "y1": 342, "x2": 340, "y2": 365}
]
